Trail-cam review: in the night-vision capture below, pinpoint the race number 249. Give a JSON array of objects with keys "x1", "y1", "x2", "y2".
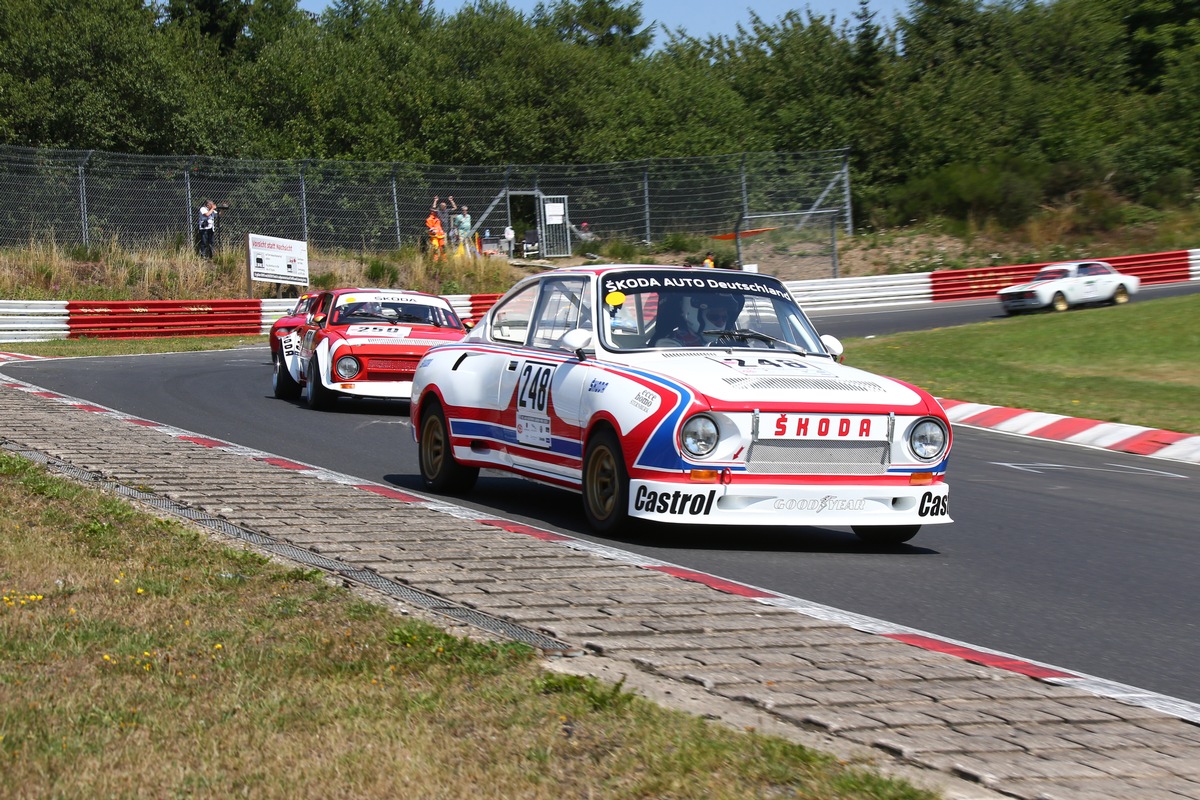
[{"x1": 518, "y1": 362, "x2": 554, "y2": 412}]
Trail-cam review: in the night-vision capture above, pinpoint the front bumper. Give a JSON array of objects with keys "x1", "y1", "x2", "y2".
[
  {"x1": 325, "y1": 379, "x2": 414, "y2": 400},
  {"x1": 628, "y1": 479, "x2": 950, "y2": 527}
]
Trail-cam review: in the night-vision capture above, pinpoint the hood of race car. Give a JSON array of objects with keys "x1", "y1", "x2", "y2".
[
  {"x1": 998, "y1": 278, "x2": 1059, "y2": 295},
  {"x1": 330, "y1": 323, "x2": 465, "y2": 350},
  {"x1": 616, "y1": 349, "x2": 929, "y2": 409}
]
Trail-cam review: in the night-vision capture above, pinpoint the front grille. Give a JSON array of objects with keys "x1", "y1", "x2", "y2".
[
  {"x1": 746, "y1": 439, "x2": 888, "y2": 475},
  {"x1": 365, "y1": 356, "x2": 418, "y2": 380}
]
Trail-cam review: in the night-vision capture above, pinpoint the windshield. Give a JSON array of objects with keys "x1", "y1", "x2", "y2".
[
  {"x1": 596, "y1": 269, "x2": 826, "y2": 354},
  {"x1": 1034, "y1": 268, "x2": 1069, "y2": 281}
]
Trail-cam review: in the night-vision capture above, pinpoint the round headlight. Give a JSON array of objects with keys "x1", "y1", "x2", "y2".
[
  {"x1": 908, "y1": 418, "x2": 947, "y2": 461},
  {"x1": 334, "y1": 356, "x2": 361, "y2": 380},
  {"x1": 681, "y1": 415, "x2": 719, "y2": 457}
]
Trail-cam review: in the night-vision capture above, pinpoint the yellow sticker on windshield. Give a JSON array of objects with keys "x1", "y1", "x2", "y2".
[{"x1": 605, "y1": 291, "x2": 626, "y2": 307}]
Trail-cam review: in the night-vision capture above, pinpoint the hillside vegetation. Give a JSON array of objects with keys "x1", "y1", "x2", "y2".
[{"x1": 2, "y1": 0, "x2": 1199, "y2": 233}]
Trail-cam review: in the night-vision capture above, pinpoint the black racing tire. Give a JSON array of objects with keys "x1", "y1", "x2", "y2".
[
  {"x1": 582, "y1": 427, "x2": 631, "y2": 533},
  {"x1": 1111, "y1": 285, "x2": 1130, "y2": 305},
  {"x1": 1051, "y1": 292, "x2": 1069, "y2": 312},
  {"x1": 852, "y1": 525, "x2": 920, "y2": 545},
  {"x1": 418, "y1": 400, "x2": 478, "y2": 493},
  {"x1": 306, "y1": 357, "x2": 335, "y2": 411},
  {"x1": 273, "y1": 353, "x2": 300, "y2": 401}
]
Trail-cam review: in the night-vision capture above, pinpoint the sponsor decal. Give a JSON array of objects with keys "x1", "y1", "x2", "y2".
[
  {"x1": 281, "y1": 333, "x2": 300, "y2": 356},
  {"x1": 631, "y1": 389, "x2": 656, "y2": 413},
  {"x1": 515, "y1": 411, "x2": 551, "y2": 448},
  {"x1": 773, "y1": 496, "x2": 866, "y2": 512},
  {"x1": 588, "y1": 379, "x2": 609, "y2": 393},
  {"x1": 719, "y1": 356, "x2": 828, "y2": 374},
  {"x1": 918, "y1": 491, "x2": 949, "y2": 517},
  {"x1": 633, "y1": 486, "x2": 716, "y2": 516},
  {"x1": 601, "y1": 271, "x2": 792, "y2": 301},
  {"x1": 767, "y1": 414, "x2": 882, "y2": 440}
]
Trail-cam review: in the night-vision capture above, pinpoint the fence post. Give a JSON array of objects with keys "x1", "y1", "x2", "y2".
[
  {"x1": 642, "y1": 163, "x2": 651, "y2": 246},
  {"x1": 841, "y1": 153, "x2": 853, "y2": 236},
  {"x1": 740, "y1": 154, "x2": 749, "y2": 222},
  {"x1": 78, "y1": 150, "x2": 93, "y2": 247},
  {"x1": 185, "y1": 165, "x2": 194, "y2": 253},
  {"x1": 391, "y1": 174, "x2": 401, "y2": 249},
  {"x1": 300, "y1": 161, "x2": 309, "y2": 243},
  {"x1": 830, "y1": 214, "x2": 839, "y2": 279}
]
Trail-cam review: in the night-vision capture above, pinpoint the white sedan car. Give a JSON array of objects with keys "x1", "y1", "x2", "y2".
[
  {"x1": 411, "y1": 265, "x2": 953, "y2": 544},
  {"x1": 997, "y1": 260, "x2": 1140, "y2": 314}
]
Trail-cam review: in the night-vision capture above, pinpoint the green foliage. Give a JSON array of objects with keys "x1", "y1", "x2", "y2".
[
  {"x1": 365, "y1": 259, "x2": 399, "y2": 286},
  {"x1": 1, "y1": 0, "x2": 1197, "y2": 226}
]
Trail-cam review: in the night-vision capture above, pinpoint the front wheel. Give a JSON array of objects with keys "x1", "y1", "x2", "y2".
[
  {"x1": 306, "y1": 358, "x2": 335, "y2": 410},
  {"x1": 852, "y1": 525, "x2": 920, "y2": 545},
  {"x1": 1051, "y1": 292, "x2": 1069, "y2": 312},
  {"x1": 1111, "y1": 285, "x2": 1130, "y2": 305},
  {"x1": 273, "y1": 354, "x2": 300, "y2": 400},
  {"x1": 418, "y1": 400, "x2": 478, "y2": 493},
  {"x1": 582, "y1": 428, "x2": 630, "y2": 533}
]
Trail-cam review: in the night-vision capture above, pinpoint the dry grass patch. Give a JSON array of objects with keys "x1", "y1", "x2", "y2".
[{"x1": 0, "y1": 452, "x2": 933, "y2": 800}]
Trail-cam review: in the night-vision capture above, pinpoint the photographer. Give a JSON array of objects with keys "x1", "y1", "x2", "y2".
[{"x1": 197, "y1": 200, "x2": 217, "y2": 258}]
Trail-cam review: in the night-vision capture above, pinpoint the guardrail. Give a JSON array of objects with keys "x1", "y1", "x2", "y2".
[{"x1": 2, "y1": 249, "x2": 1197, "y2": 343}]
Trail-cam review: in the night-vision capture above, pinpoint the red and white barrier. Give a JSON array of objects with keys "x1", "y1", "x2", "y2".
[{"x1": 1, "y1": 250, "x2": 1197, "y2": 343}]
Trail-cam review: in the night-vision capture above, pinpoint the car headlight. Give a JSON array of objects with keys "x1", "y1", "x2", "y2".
[
  {"x1": 334, "y1": 356, "x2": 361, "y2": 380},
  {"x1": 908, "y1": 418, "x2": 948, "y2": 461},
  {"x1": 681, "y1": 415, "x2": 719, "y2": 457}
]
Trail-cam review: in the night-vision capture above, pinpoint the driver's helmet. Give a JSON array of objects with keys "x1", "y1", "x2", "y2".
[{"x1": 682, "y1": 294, "x2": 737, "y2": 337}]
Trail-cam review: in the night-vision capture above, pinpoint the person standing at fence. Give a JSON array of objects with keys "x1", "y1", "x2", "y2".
[
  {"x1": 197, "y1": 200, "x2": 217, "y2": 258},
  {"x1": 702, "y1": 251, "x2": 716, "y2": 268},
  {"x1": 454, "y1": 205, "x2": 476, "y2": 256},
  {"x1": 425, "y1": 209, "x2": 446, "y2": 261},
  {"x1": 432, "y1": 195, "x2": 456, "y2": 248}
]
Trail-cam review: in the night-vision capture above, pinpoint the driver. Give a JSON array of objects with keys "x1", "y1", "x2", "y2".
[{"x1": 657, "y1": 293, "x2": 738, "y2": 346}]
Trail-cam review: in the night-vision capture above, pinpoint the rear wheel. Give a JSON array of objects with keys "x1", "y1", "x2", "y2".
[
  {"x1": 1051, "y1": 292, "x2": 1069, "y2": 312},
  {"x1": 273, "y1": 354, "x2": 300, "y2": 400},
  {"x1": 582, "y1": 428, "x2": 630, "y2": 533},
  {"x1": 1111, "y1": 285, "x2": 1130, "y2": 305},
  {"x1": 418, "y1": 400, "x2": 478, "y2": 493},
  {"x1": 852, "y1": 525, "x2": 920, "y2": 545},
  {"x1": 306, "y1": 358, "x2": 334, "y2": 410}
]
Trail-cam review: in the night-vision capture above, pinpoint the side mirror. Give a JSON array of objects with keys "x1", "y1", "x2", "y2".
[
  {"x1": 559, "y1": 328, "x2": 593, "y2": 358},
  {"x1": 311, "y1": 312, "x2": 327, "y2": 325},
  {"x1": 820, "y1": 334, "x2": 844, "y2": 363}
]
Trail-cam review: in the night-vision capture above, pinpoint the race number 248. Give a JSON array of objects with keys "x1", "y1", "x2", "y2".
[{"x1": 518, "y1": 362, "x2": 554, "y2": 412}]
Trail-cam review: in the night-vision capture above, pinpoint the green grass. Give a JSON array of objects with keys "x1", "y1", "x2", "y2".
[
  {"x1": 0, "y1": 451, "x2": 934, "y2": 799},
  {"x1": 844, "y1": 294, "x2": 1200, "y2": 434},
  {"x1": 0, "y1": 335, "x2": 268, "y2": 358}
]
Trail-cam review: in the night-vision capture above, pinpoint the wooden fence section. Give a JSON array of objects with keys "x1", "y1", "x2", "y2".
[
  {"x1": 929, "y1": 251, "x2": 1192, "y2": 302},
  {"x1": 66, "y1": 300, "x2": 264, "y2": 339}
]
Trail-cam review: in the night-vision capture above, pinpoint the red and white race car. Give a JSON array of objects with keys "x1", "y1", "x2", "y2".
[
  {"x1": 268, "y1": 291, "x2": 322, "y2": 360},
  {"x1": 273, "y1": 288, "x2": 468, "y2": 410},
  {"x1": 411, "y1": 265, "x2": 952, "y2": 543}
]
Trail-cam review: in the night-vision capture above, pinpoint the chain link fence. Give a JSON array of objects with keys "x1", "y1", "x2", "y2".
[{"x1": 0, "y1": 145, "x2": 851, "y2": 261}]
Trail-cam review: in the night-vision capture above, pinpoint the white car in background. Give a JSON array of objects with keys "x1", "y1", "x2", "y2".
[{"x1": 997, "y1": 260, "x2": 1140, "y2": 314}]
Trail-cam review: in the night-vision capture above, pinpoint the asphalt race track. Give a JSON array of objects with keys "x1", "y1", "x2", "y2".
[{"x1": 4, "y1": 285, "x2": 1200, "y2": 707}]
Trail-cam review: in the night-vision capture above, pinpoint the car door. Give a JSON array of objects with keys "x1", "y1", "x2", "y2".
[
  {"x1": 1075, "y1": 263, "x2": 1105, "y2": 303},
  {"x1": 499, "y1": 277, "x2": 594, "y2": 481}
]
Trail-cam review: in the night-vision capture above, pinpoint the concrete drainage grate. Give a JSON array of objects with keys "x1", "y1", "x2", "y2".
[{"x1": 2, "y1": 440, "x2": 582, "y2": 656}]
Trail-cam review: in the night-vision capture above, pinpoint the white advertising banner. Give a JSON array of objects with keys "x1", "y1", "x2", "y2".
[{"x1": 246, "y1": 233, "x2": 309, "y2": 286}]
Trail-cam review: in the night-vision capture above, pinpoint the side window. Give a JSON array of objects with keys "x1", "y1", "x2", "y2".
[
  {"x1": 490, "y1": 284, "x2": 538, "y2": 345},
  {"x1": 531, "y1": 278, "x2": 592, "y2": 349}
]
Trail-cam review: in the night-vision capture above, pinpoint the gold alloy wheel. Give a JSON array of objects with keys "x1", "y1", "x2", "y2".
[
  {"x1": 585, "y1": 443, "x2": 618, "y2": 522},
  {"x1": 1114, "y1": 286, "x2": 1130, "y2": 304},
  {"x1": 421, "y1": 413, "x2": 448, "y2": 480},
  {"x1": 1052, "y1": 293, "x2": 1069, "y2": 312}
]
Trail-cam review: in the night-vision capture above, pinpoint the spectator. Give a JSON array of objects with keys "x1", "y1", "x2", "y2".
[
  {"x1": 454, "y1": 205, "x2": 476, "y2": 256},
  {"x1": 503, "y1": 225, "x2": 515, "y2": 256},
  {"x1": 425, "y1": 209, "x2": 446, "y2": 262},
  {"x1": 432, "y1": 195, "x2": 457, "y2": 247},
  {"x1": 197, "y1": 200, "x2": 217, "y2": 258},
  {"x1": 702, "y1": 251, "x2": 716, "y2": 268}
]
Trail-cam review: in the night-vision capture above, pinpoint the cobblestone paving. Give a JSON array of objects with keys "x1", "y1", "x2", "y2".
[{"x1": 4, "y1": 381, "x2": 1200, "y2": 800}]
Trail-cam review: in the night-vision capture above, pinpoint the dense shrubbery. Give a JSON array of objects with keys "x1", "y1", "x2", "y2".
[{"x1": 1, "y1": 0, "x2": 1197, "y2": 231}]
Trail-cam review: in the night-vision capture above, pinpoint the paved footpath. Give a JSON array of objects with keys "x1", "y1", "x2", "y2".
[{"x1": 4, "y1": 376, "x2": 1200, "y2": 800}]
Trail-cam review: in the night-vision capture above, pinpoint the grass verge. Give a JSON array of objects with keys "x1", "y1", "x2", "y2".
[
  {"x1": 844, "y1": 294, "x2": 1200, "y2": 434},
  {"x1": 0, "y1": 453, "x2": 933, "y2": 799}
]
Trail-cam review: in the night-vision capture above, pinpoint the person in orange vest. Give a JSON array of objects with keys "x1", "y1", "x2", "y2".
[
  {"x1": 425, "y1": 210, "x2": 446, "y2": 261},
  {"x1": 702, "y1": 251, "x2": 716, "y2": 268}
]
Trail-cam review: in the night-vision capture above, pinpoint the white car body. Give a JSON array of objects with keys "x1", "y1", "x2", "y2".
[
  {"x1": 997, "y1": 260, "x2": 1140, "y2": 314},
  {"x1": 411, "y1": 265, "x2": 953, "y2": 543}
]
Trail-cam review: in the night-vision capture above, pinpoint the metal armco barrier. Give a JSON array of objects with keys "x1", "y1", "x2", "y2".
[
  {"x1": 2, "y1": 250, "x2": 1197, "y2": 343},
  {"x1": 66, "y1": 300, "x2": 264, "y2": 339},
  {"x1": 0, "y1": 300, "x2": 69, "y2": 342},
  {"x1": 929, "y1": 250, "x2": 1192, "y2": 302}
]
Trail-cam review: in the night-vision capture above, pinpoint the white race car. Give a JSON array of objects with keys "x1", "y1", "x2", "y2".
[
  {"x1": 411, "y1": 265, "x2": 953, "y2": 544},
  {"x1": 997, "y1": 260, "x2": 1140, "y2": 314}
]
